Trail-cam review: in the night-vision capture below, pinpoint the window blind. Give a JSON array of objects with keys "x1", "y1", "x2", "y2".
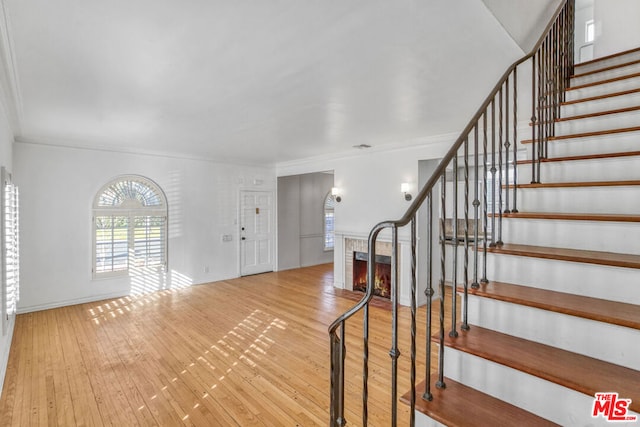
[
  {"x1": 2, "y1": 167, "x2": 19, "y2": 334},
  {"x1": 93, "y1": 176, "x2": 167, "y2": 277}
]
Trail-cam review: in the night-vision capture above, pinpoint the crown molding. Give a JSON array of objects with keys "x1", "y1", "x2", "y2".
[
  {"x1": 275, "y1": 130, "x2": 460, "y2": 175},
  {"x1": 14, "y1": 135, "x2": 277, "y2": 169},
  {"x1": 0, "y1": 0, "x2": 22, "y2": 135}
]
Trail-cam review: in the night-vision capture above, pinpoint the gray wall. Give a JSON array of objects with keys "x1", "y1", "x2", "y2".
[{"x1": 278, "y1": 172, "x2": 334, "y2": 270}]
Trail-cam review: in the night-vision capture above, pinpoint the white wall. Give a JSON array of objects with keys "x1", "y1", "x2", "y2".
[
  {"x1": 13, "y1": 142, "x2": 275, "y2": 313},
  {"x1": 593, "y1": 0, "x2": 640, "y2": 58},
  {"x1": 277, "y1": 134, "x2": 455, "y2": 293},
  {"x1": 481, "y1": 0, "x2": 562, "y2": 53}
]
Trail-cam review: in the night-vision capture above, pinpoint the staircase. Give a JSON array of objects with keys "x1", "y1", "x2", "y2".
[
  {"x1": 411, "y1": 47, "x2": 640, "y2": 427},
  {"x1": 329, "y1": 2, "x2": 640, "y2": 425}
]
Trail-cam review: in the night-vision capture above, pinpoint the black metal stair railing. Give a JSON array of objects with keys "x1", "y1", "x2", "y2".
[{"x1": 328, "y1": 1, "x2": 574, "y2": 425}]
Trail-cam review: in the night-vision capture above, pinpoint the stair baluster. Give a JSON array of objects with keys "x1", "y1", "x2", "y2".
[
  {"x1": 328, "y1": 1, "x2": 574, "y2": 424},
  {"x1": 512, "y1": 68, "x2": 519, "y2": 213}
]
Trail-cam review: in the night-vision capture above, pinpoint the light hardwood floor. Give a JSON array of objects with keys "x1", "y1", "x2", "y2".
[{"x1": 0, "y1": 264, "x2": 449, "y2": 426}]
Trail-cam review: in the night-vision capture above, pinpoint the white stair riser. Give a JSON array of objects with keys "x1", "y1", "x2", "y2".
[
  {"x1": 465, "y1": 296, "x2": 640, "y2": 370},
  {"x1": 522, "y1": 130, "x2": 640, "y2": 158},
  {"x1": 443, "y1": 246, "x2": 481, "y2": 287},
  {"x1": 565, "y1": 76, "x2": 640, "y2": 102},
  {"x1": 442, "y1": 348, "x2": 621, "y2": 426},
  {"x1": 415, "y1": 413, "x2": 446, "y2": 427},
  {"x1": 417, "y1": 53, "x2": 640, "y2": 427},
  {"x1": 517, "y1": 156, "x2": 640, "y2": 183},
  {"x1": 554, "y1": 109, "x2": 640, "y2": 135},
  {"x1": 572, "y1": 61, "x2": 640, "y2": 86},
  {"x1": 516, "y1": 186, "x2": 640, "y2": 214},
  {"x1": 502, "y1": 218, "x2": 640, "y2": 255},
  {"x1": 561, "y1": 91, "x2": 640, "y2": 117},
  {"x1": 575, "y1": 51, "x2": 640, "y2": 74},
  {"x1": 486, "y1": 253, "x2": 640, "y2": 304}
]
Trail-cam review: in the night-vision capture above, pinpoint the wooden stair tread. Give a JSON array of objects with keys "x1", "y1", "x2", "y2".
[
  {"x1": 437, "y1": 325, "x2": 640, "y2": 413},
  {"x1": 500, "y1": 211, "x2": 640, "y2": 222},
  {"x1": 517, "y1": 150, "x2": 640, "y2": 164},
  {"x1": 486, "y1": 243, "x2": 640, "y2": 269},
  {"x1": 567, "y1": 71, "x2": 640, "y2": 91},
  {"x1": 572, "y1": 58, "x2": 640, "y2": 79},
  {"x1": 562, "y1": 87, "x2": 640, "y2": 106},
  {"x1": 532, "y1": 105, "x2": 640, "y2": 125},
  {"x1": 401, "y1": 378, "x2": 559, "y2": 427},
  {"x1": 557, "y1": 104, "x2": 640, "y2": 122},
  {"x1": 521, "y1": 125, "x2": 640, "y2": 143},
  {"x1": 575, "y1": 46, "x2": 640, "y2": 70},
  {"x1": 458, "y1": 281, "x2": 640, "y2": 330},
  {"x1": 509, "y1": 180, "x2": 640, "y2": 189}
]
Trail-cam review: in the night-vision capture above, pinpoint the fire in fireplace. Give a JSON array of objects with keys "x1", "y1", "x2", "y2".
[{"x1": 353, "y1": 251, "x2": 392, "y2": 299}]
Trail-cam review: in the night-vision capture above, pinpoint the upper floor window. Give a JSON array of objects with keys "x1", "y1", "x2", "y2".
[
  {"x1": 93, "y1": 176, "x2": 167, "y2": 277},
  {"x1": 324, "y1": 192, "x2": 336, "y2": 251},
  {"x1": 585, "y1": 19, "x2": 595, "y2": 43}
]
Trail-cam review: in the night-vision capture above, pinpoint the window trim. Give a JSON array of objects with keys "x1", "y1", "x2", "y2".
[{"x1": 92, "y1": 175, "x2": 168, "y2": 279}]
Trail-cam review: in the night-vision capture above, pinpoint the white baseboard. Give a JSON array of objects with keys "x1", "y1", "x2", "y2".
[{"x1": 17, "y1": 290, "x2": 132, "y2": 314}]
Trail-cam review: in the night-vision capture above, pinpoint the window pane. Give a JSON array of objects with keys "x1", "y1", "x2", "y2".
[
  {"x1": 324, "y1": 192, "x2": 336, "y2": 250},
  {"x1": 97, "y1": 178, "x2": 164, "y2": 207},
  {"x1": 585, "y1": 20, "x2": 594, "y2": 43},
  {"x1": 133, "y1": 216, "x2": 166, "y2": 268},
  {"x1": 95, "y1": 216, "x2": 129, "y2": 273},
  {"x1": 324, "y1": 211, "x2": 335, "y2": 249},
  {"x1": 93, "y1": 176, "x2": 168, "y2": 277}
]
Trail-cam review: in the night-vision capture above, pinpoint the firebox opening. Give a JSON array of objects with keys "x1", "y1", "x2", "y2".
[{"x1": 353, "y1": 251, "x2": 392, "y2": 299}]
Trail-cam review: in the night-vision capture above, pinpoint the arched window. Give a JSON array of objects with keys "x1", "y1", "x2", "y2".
[
  {"x1": 324, "y1": 192, "x2": 336, "y2": 251},
  {"x1": 93, "y1": 175, "x2": 167, "y2": 277}
]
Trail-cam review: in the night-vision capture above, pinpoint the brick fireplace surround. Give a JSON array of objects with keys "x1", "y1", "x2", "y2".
[{"x1": 334, "y1": 232, "x2": 426, "y2": 307}]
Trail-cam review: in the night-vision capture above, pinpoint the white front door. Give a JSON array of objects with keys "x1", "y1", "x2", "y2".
[{"x1": 240, "y1": 190, "x2": 274, "y2": 276}]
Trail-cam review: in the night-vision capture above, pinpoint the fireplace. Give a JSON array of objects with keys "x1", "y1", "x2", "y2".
[
  {"x1": 341, "y1": 235, "x2": 418, "y2": 307},
  {"x1": 353, "y1": 251, "x2": 392, "y2": 299}
]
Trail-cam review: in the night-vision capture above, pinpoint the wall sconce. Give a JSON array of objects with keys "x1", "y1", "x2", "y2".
[
  {"x1": 401, "y1": 183, "x2": 412, "y2": 201},
  {"x1": 331, "y1": 187, "x2": 342, "y2": 203}
]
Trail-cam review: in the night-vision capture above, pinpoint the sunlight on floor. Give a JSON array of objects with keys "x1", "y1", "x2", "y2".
[{"x1": 125, "y1": 307, "x2": 289, "y2": 421}]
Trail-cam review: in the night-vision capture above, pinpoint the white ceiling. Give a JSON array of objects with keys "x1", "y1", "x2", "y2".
[{"x1": 1, "y1": 0, "x2": 555, "y2": 165}]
